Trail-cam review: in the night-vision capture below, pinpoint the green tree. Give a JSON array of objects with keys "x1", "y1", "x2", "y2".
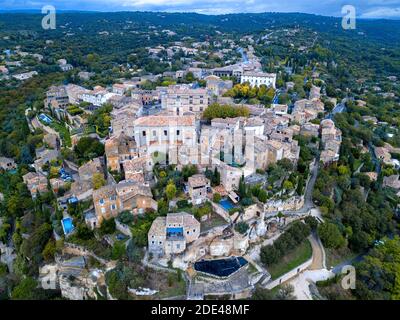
[
  {"x1": 165, "y1": 180, "x2": 177, "y2": 201},
  {"x1": 111, "y1": 241, "x2": 127, "y2": 260},
  {"x1": 92, "y1": 173, "x2": 106, "y2": 190},
  {"x1": 11, "y1": 277, "x2": 38, "y2": 300},
  {"x1": 318, "y1": 222, "x2": 346, "y2": 249},
  {"x1": 213, "y1": 193, "x2": 222, "y2": 203},
  {"x1": 42, "y1": 239, "x2": 56, "y2": 262},
  {"x1": 99, "y1": 218, "x2": 116, "y2": 235},
  {"x1": 257, "y1": 189, "x2": 268, "y2": 203}
]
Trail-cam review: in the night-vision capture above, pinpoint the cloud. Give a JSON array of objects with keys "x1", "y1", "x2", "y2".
[
  {"x1": 1, "y1": 0, "x2": 400, "y2": 19},
  {"x1": 360, "y1": 7, "x2": 400, "y2": 18}
]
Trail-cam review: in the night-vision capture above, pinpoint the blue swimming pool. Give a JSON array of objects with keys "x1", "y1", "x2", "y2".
[
  {"x1": 194, "y1": 257, "x2": 248, "y2": 278},
  {"x1": 219, "y1": 198, "x2": 235, "y2": 211},
  {"x1": 61, "y1": 217, "x2": 74, "y2": 235},
  {"x1": 39, "y1": 113, "x2": 53, "y2": 124}
]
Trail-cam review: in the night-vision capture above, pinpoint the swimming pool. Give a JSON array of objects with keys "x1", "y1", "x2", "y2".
[
  {"x1": 194, "y1": 257, "x2": 248, "y2": 278},
  {"x1": 39, "y1": 113, "x2": 53, "y2": 124},
  {"x1": 61, "y1": 217, "x2": 74, "y2": 235},
  {"x1": 219, "y1": 198, "x2": 236, "y2": 211}
]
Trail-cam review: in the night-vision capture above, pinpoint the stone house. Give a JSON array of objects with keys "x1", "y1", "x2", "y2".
[
  {"x1": 23, "y1": 172, "x2": 48, "y2": 198},
  {"x1": 160, "y1": 85, "x2": 211, "y2": 117},
  {"x1": 188, "y1": 174, "x2": 210, "y2": 205},
  {"x1": 133, "y1": 115, "x2": 197, "y2": 160},
  {"x1": 93, "y1": 181, "x2": 157, "y2": 225},
  {"x1": 78, "y1": 157, "x2": 104, "y2": 182},
  {"x1": 105, "y1": 133, "x2": 138, "y2": 172},
  {"x1": 217, "y1": 161, "x2": 243, "y2": 192},
  {"x1": 148, "y1": 212, "x2": 200, "y2": 257},
  {"x1": 122, "y1": 155, "x2": 154, "y2": 183}
]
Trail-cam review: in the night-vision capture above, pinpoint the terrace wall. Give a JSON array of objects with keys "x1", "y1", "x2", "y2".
[
  {"x1": 211, "y1": 202, "x2": 231, "y2": 223},
  {"x1": 115, "y1": 220, "x2": 133, "y2": 237}
]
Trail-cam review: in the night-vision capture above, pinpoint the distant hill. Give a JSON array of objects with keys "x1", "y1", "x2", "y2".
[{"x1": 0, "y1": 11, "x2": 399, "y2": 45}]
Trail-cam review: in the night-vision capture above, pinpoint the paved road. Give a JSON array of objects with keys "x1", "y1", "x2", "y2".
[{"x1": 266, "y1": 160, "x2": 320, "y2": 218}]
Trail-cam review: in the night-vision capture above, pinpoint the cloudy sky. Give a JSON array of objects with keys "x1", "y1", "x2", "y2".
[{"x1": 1, "y1": 0, "x2": 400, "y2": 18}]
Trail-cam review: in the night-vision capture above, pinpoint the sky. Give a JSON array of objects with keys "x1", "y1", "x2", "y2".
[{"x1": 1, "y1": 0, "x2": 400, "y2": 19}]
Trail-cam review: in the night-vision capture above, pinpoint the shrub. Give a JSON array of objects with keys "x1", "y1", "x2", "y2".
[
  {"x1": 118, "y1": 211, "x2": 134, "y2": 225},
  {"x1": 235, "y1": 222, "x2": 249, "y2": 235},
  {"x1": 177, "y1": 199, "x2": 190, "y2": 209},
  {"x1": 212, "y1": 193, "x2": 222, "y2": 203},
  {"x1": 99, "y1": 218, "x2": 116, "y2": 236}
]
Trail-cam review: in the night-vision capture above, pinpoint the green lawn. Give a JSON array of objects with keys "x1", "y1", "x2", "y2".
[
  {"x1": 267, "y1": 240, "x2": 313, "y2": 280},
  {"x1": 200, "y1": 213, "x2": 228, "y2": 232},
  {"x1": 154, "y1": 273, "x2": 186, "y2": 299},
  {"x1": 50, "y1": 121, "x2": 72, "y2": 147}
]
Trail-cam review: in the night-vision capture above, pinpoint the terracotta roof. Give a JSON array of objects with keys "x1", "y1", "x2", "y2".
[
  {"x1": 115, "y1": 181, "x2": 153, "y2": 200},
  {"x1": 166, "y1": 212, "x2": 200, "y2": 228},
  {"x1": 92, "y1": 185, "x2": 116, "y2": 202},
  {"x1": 148, "y1": 217, "x2": 167, "y2": 237},
  {"x1": 188, "y1": 174, "x2": 210, "y2": 188},
  {"x1": 134, "y1": 115, "x2": 195, "y2": 127}
]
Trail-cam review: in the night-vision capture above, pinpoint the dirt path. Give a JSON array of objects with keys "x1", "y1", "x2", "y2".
[{"x1": 308, "y1": 233, "x2": 325, "y2": 270}]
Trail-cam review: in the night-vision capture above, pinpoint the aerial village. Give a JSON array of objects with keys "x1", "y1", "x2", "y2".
[{"x1": 2, "y1": 27, "x2": 399, "y2": 301}]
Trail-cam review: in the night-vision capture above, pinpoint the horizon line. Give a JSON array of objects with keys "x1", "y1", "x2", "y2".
[{"x1": 0, "y1": 9, "x2": 399, "y2": 21}]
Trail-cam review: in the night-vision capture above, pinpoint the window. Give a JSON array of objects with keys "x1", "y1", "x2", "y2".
[
  {"x1": 153, "y1": 130, "x2": 156, "y2": 137},
  {"x1": 187, "y1": 231, "x2": 190, "y2": 234},
  {"x1": 164, "y1": 130, "x2": 168, "y2": 136},
  {"x1": 176, "y1": 244, "x2": 180, "y2": 249},
  {"x1": 151, "y1": 241, "x2": 155, "y2": 244},
  {"x1": 99, "y1": 199, "x2": 104, "y2": 205},
  {"x1": 111, "y1": 204, "x2": 116, "y2": 210},
  {"x1": 177, "y1": 130, "x2": 180, "y2": 136},
  {"x1": 142, "y1": 131, "x2": 146, "y2": 137}
]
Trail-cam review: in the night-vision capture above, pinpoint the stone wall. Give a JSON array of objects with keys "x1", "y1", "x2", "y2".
[
  {"x1": 115, "y1": 220, "x2": 132, "y2": 237},
  {"x1": 63, "y1": 242, "x2": 113, "y2": 268},
  {"x1": 264, "y1": 195, "x2": 304, "y2": 212},
  {"x1": 211, "y1": 202, "x2": 231, "y2": 223}
]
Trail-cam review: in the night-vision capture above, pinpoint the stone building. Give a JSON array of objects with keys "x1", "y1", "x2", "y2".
[
  {"x1": 133, "y1": 115, "x2": 197, "y2": 162},
  {"x1": 105, "y1": 133, "x2": 138, "y2": 172},
  {"x1": 161, "y1": 85, "x2": 210, "y2": 116},
  {"x1": 240, "y1": 71, "x2": 276, "y2": 88},
  {"x1": 188, "y1": 174, "x2": 210, "y2": 205},
  {"x1": 22, "y1": 172, "x2": 48, "y2": 198},
  {"x1": 148, "y1": 212, "x2": 200, "y2": 257},
  {"x1": 92, "y1": 181, "x2": 157, "y2": 225}
]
